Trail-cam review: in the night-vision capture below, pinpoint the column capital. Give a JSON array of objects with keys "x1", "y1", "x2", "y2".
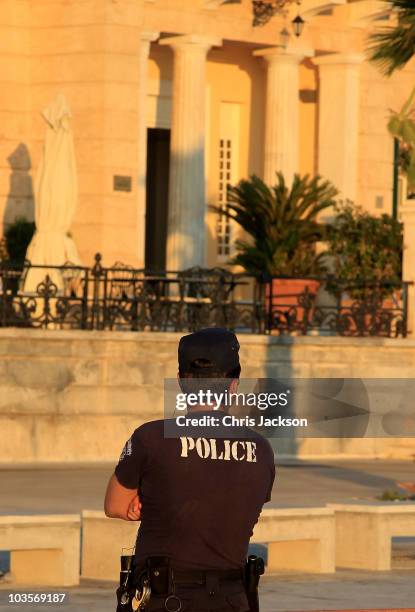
[
  {"x1": 313, "y1": 52, "x2": 365, "y2": 67},
  {"x1": 159, "y1": 34, "x2": 222, "y2": 51},
  {"x1": 254, "y1": 44, "x2": 314, "y2": 63},
  {"x1": 139, "y1": 31, "x2": 160, "y2": 44}
]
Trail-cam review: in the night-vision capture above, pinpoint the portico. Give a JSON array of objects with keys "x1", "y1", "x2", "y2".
[
  {"x1": 136, "y1": 0, "x2": 404, "y2": 272},
  {"x1": 142, "y1": 36, "x2": 317, "y2": 270}
]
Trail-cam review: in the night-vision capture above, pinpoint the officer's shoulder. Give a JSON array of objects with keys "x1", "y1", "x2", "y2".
[
  {"x1": 248, "y1": 430, "x2": 275, "y2": 460},
  {"x1": 131, "y1": 419, "x2": 165, "y2": 441}
]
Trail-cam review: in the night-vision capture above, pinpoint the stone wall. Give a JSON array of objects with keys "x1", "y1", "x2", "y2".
[{"x1": 0, "y1": 328, "x2": 414, "y2": 464}]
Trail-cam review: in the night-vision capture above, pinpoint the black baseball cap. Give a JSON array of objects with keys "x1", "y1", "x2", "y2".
[{"x1": 178, "y1": 328, "x2": 240, "y2": 375}]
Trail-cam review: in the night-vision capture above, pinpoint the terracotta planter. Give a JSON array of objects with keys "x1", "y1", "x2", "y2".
[{"x1": 266, "y1": 278, "x2": 321, "y2": 333}]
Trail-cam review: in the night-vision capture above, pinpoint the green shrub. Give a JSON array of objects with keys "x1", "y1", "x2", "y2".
[{"x1": 326, "y1": 202, "x2": 403, "y2": 299}]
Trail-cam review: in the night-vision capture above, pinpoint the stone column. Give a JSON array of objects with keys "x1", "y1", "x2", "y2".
[
  {"x1": 313, "y1": 53, "x2": 364, "y2": 201},
  {"x1": 400, "y1": 203, "x2": 415, "y2": 336},
  {"x1": 254, "y1": 45, "x2": 314, "y2": 186},
  {"x1": 137, "y1": 31, "x2": 159, "y2": 267},
  {"x1": 160, "y1": 35, "x2": 221, "y2": 270}
]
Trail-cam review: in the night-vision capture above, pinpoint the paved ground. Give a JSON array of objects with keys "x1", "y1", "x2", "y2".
[
  {"x1": 1, "y1": 459, "x2": 415, "y2": 514},
  {"x1": 1, "y1": 459, "x2": 415, "y2": 611},
  {"x1": 1, "y1": 570, "x2": 415, "y2": 612}
]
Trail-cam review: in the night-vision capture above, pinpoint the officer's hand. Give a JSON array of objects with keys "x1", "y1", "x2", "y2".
[{"x1": 126, "y1": 494, "x2": 142, "y2": 521}]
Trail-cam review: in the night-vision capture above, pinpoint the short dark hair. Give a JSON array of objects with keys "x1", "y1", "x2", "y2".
[
  {"x1": 178, "y1": 358, "x2": 241, "y2": 396},
  {"x1": 179, "y1": 357, "x2": 241, "y2": 379}
]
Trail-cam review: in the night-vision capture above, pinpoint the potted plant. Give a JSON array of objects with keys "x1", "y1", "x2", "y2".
[
  {"x1": 326, "y1": 201, "x2": 403, "y2": 295},
  {"x1": 211, "y1": 173, "x2": 338, "y2": 328},
  {"x1": 326, "y1": 201, "x2": 403, "y2": 334}
]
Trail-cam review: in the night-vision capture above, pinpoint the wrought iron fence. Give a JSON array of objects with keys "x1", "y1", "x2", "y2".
[
  {"x1": 264, "y1": 277, "x2": 409, "y2": 338},
  {"x1": 0, "y1": 254, "x2": 409, "y2": 337}
]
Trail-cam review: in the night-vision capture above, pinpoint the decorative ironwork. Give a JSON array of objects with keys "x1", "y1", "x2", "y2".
[
  {"x1": 252, "y1": 0, "x2": 300, "y2": 26},
  {"x1": 0, "y1": 254, "x2": 409, "y2": 337},
  {"x1": 266, "y1": 279, "x2": 408, "y2": 338}
]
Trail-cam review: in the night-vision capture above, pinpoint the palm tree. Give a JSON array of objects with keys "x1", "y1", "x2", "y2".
[
  {"x1": 210, "y1": 173, "x2": 337, "y2": 277},
  {"x1": 368, "y1": 0, "x2": 415, "y2": 76}
]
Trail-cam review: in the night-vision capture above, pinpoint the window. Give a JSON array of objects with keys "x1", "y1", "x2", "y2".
[{"x1": 216, "y1": 138, "x2": 233, "y2": 258}]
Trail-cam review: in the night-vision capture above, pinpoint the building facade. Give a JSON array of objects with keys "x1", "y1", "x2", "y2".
[{"x1": 1, "y1": 0, "x2": 414, "y2": 269}]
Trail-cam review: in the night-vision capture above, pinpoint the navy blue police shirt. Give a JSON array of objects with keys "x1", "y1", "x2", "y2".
[{"x1": 115, "y1": 413, "x2": 275, "y2": 570}]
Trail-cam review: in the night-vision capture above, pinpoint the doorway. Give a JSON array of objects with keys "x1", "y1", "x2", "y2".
[{"x1": 145, "y1": 128, "x2": 170, "y2": 271}]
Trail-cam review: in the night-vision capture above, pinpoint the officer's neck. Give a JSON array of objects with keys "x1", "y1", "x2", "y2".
[{"x1": 187, "y1": 406, "x2": 226, "y2": 414}]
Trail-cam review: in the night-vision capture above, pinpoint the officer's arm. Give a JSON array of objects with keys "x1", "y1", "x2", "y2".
[{"x1": 104, "y1": 473, "x2": 141, "y2": 521}]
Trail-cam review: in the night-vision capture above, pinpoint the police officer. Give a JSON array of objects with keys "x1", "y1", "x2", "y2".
[{"x1": 104, "y1": 328, "x2": 275, "y2": 612}]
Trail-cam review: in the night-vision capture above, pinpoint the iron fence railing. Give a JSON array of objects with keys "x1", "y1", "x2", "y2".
[{"x1": 0, "y1": 254, "x2": 410, "y2": 337}]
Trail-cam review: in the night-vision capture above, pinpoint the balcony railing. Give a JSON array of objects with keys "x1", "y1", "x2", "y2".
[{"x1": 0, "y1": 254, "x2": 409, "y2": 338}]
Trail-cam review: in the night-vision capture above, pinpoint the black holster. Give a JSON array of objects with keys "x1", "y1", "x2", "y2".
[
  {"x1": 243, "y1": 555, "x2": 265, "y2": 612},
  {"x1": 116, "y1": 553, "x2": 137, "y2": 612},
  {"x1": 116, "y1": 555, "x2": 170, "y2": 612}
]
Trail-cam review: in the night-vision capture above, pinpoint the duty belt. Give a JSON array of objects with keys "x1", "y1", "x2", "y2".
[
  {"x1": 117, "y1": 555, "x2": 248, "y2": 612},
  {"x1": 165, "y1": 568, "x2": 243, "y2": 585}
]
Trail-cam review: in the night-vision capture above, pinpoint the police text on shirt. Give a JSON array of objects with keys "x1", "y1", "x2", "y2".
[{"x1": 180, "y1": 437, "x2": 257, "y2": 462}]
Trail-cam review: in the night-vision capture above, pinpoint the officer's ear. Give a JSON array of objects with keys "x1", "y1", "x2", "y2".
[{"x1": 229, "y1": 378, "x2": 239, "y2": 394}]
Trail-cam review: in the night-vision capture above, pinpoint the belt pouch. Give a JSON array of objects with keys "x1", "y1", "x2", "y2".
[{"x1": 146, "y1": 557, "x2": 170, "y2": 596}]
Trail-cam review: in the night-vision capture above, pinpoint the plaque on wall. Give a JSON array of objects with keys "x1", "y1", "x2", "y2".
[{"x1": 113, "y1": 175, "x2": 132, "y2": 192}]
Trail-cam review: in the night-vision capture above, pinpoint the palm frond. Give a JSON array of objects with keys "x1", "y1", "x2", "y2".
[
  {"x1": 210, "y1": 173, "x2": 337, "y2": 277},
  {"x1": 368, "y1": 0, "x2": 415, "y2": 75}
]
